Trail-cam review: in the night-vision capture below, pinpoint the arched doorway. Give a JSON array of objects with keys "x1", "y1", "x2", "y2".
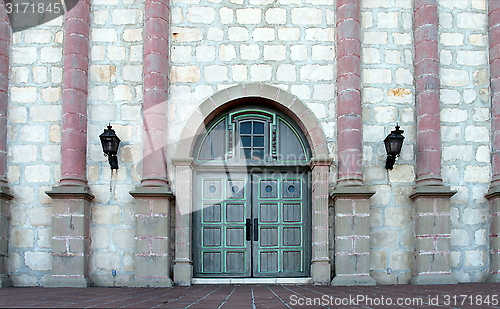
[
  {"x1": 192, "y1": 102, "x2": 311, "y2": 277},
  {"x1": 172, "y1": 84, "x2": 332, "y2": 285}
]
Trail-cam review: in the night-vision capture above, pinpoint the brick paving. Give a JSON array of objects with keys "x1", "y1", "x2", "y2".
[{"x1": 0, "y1": 283, "x2": 499, "y2": 308}]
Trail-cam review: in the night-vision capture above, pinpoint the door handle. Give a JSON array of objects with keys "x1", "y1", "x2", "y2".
[
  {"x1": 253, "y1": 218, "x2": 259, "y2": 241},
  {"x1": 246, "y1": 218, "x2": 252, "y2": 241}
]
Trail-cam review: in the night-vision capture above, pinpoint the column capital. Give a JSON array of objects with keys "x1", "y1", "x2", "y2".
[
  {"x1": 0, "y1": 185, "x2": 13, "y2": 201},
  {"x1": 331, "y1": 186, "x2": 375, "y2": 201},
  {"x1": 410, "y1": 185, "x2": 456, "y2": 200},
  {"x1": 486, "y1": 186, "x2": 500, "y2": 200},
  {"x1": 309, "y1": 157, "x2": 332, "y2": 168},
  {"x1": 130, "y1": 186, "x2": 173, "y2": 199},
  {"x1": 172, "y1": 157, "x2": 195, "y2": 168},
  {"x1": 46, "y1": 185, "x2": 94, "y2": 201}
]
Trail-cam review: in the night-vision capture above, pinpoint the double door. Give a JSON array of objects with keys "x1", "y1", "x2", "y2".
[{"x1": 193, "y1": 171, "x2": 310, "y2": 277}]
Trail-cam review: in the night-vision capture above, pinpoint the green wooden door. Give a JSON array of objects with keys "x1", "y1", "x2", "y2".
[
  {"x1": 252, "y1": 173, "x2": 309, "y2": 277},
  {"x1": 194, "y1": 172, "x2": 310, "y2": 278}
]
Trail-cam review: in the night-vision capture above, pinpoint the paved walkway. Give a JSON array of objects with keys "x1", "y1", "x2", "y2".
[{"x1": 0, "y1": 283, "x2": 499, "y2": 308}]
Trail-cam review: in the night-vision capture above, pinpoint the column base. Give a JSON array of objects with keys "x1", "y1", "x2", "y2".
[
  {"x1": 486, "y1": 273, "x2": 500, "y2": 283},
  {"x1": 174, "y1": 261, "x2": 192, "y2": 286},
  {"x1": 410, "y1": 273, "x2": 458, "y2": 285},
  {"x1": 0, "y1": 276, "x2": 13, "y2": 287},
  {"x1": 331, "y1": 275, "x2": 376, "y2": 286},
  {"x1": 43, "y1": 276, "x2": 93, "y2": 287},
  {"x1": 129, "y1": 277, "x2": 173, "y2": 287},
  {"x1": 311, "y1": 260, "x2": 330, "y2": 285}
]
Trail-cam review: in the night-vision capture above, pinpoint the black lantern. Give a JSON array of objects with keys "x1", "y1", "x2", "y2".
[
  {"x1": 384, "y1": 125, "x2": 405, "y2": 170},
  {"x1": 99, "y1": 125, "x2": 121, "y2": 170}
]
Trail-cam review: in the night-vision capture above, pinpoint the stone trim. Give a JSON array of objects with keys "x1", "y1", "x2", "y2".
[
  {"x1": 130, "y1": 187, "x2": 173, "y2": 199},
  {"x1": 60, "y1": 0, "x2": 91, "y2": 186},
  {"x1": 173, "y1": 84, "x2": 328, "y2": 160},
  {"x1": 336, "y1": 0, "x2": 363, "y2": 186},
  {"x1": 46, "y1": 185, "x2": 95, "y2": 201}
]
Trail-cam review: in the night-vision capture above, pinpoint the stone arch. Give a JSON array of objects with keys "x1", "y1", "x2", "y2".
[
  {"x1": 174, "y1": 83, "x2": 329, "y2": 160},
  {"x1": 172, "y1": 83, "x2": 332, "y2": 285}
]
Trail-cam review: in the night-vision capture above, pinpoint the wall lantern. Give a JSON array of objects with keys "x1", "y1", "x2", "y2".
[
  {"x1": 384, "y1": 125, "x2": 404, "y2": 170},
  {"x1": 99, "y1": 125, "x2": 121, "y2": 170}
]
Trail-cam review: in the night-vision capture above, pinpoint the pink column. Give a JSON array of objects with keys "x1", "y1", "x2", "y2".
[
  {"x1": 414, "y1": 0, "x2": 442, "y2": 186},
  {"x1": 60, "y1": 0, "x2": 91, "y2": 186},
  {"x1": 410, "y1": 0, "x2": 457, "y2": 285},
  {"x1": 491, "y1": 0, "x2": 500, "y2": 186},
  {"x1": 141, "y1": 0, "x2": 169, "y2": 187},
  {"x1": 486, "y1": 0, "x2": 500, "y2": 283},
  {"x1": 0, "y1": 0, "x2": 9, "y2": 185},
  {"x1": 0, "y1": 0, "x2": 13, "y2": 287},
  {"x1": 336, "y1": 0, "x2": 363, "y2": 186}
]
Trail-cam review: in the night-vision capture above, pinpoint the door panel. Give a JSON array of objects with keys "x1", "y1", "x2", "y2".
[
  {"x1": 252, "y1": 173, "x2": 309, "y2": 277},
  {"x1": 194, "y1": 174, "x2": 251, "y2": 277},
  {"x1": 194, "y1": 172, "x2": 309, "y2": 278}
]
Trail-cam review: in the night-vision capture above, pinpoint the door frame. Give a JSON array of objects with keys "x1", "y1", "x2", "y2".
[{"x1": 172, "y1": 84, "x2": 332, "y2": 285}]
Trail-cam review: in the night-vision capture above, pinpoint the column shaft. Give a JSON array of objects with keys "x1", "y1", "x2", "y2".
[
  {"x1": 60, "y1": 0, "x2": 90, "y2": 186},
  {"x1": 414, "y1": 0, "x2": 442, "y2": 186},
  {"x1": 336, "y1": 0, "x2": 363, "y2": 186},
  {"x1": 142, "y1": 0, "x2": 170, "y2": 187}
]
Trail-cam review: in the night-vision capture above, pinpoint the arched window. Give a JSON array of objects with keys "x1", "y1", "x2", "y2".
[{"x1": 196, "y1": 107, "x2": 310, "y2": 165}]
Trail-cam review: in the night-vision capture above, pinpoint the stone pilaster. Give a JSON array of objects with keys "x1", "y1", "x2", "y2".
[
  {"x1": 488, "y1": 0, "x2": 500, "y2": 284},
  {"x1": 310, "y1": 159, "x2": 331, "y2": 285},
  {"x1": 331, "y1": 186, "x2": 375, "y2": 286},
  {"x1": 486, "y1": 187, "x2": 500, "y2": 282},
  {"x1": 129, "y1": 187, "x2": 173, "y2": 287},
  {"x1": 172, "y1": 158, "x2": 194, "y2": 286},
  {"x1": 0, "y1": 186, "x2": 12, "y2": 287},
  {"x1": 410, "y1": 186, "x2": 457, "y2": 285},
  {"x1": 44, "y1": 186, "x2": 94, "y2": 287}
]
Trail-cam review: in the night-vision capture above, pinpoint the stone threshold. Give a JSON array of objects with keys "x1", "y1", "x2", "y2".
[{"x1": 192, "y1": 278, "x2": 312, "y2": 285}]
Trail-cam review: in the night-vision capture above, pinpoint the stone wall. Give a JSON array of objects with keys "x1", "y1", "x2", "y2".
[{"x1": 4, "y1": 0, "x2": 494, "y2": 286}]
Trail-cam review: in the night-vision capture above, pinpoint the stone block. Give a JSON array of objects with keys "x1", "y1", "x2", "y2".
[
  {"x1": 266, "y1": 8, "x2": 286, "y2": 24},
  {"x1": 135, "y1": 255, "x2": 170, "y2": 277},
  {"x1": 10, "y1": 228, "x2": 34, "y2": 248},
  {"x1": 52, "y1": 255, "x2": 86, "y2": 276},
  {"x1": 291, "y1": 8, "x2": 321, "y2": 25},
  {"x1": 25, "y1": 252, "x2": 51, "y2": 271},
  {"x1": 136, "y1": 217, "x2": 169, "y2": 237},
  {"x1": 253, "y1": 28, "x2": 275, "y2": 41},
  {"x1": 236, "y1": 8, "x2": 261, "y2": 24},
  {"x1": 92, "y1": 205, "x2": 121, "y2": 225},
  {"x1": 92, "y1": 29, "x2": 118, "y2": 42},
  {"x1": 227, "y1": 27, "x2": 249, "y2": 41},
  {"x1": 112, "y1": 9, "x2": 142, "y2": 25}
]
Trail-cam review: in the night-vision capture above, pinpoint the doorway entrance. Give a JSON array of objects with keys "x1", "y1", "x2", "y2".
[
  {"x1": 192, "y1": 104, "x2": 312, "y2": 278},
  {"x1": 194, "y1": 171, "x2": 310, "y2": 277}
]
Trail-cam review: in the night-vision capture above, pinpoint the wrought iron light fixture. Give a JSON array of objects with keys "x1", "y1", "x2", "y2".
[
  {"x1": 99, "y1": 125, "x2": 121, "y2": 170},
  {"x1": 384, "y1": 125, "x2": 405, "y2": 170}
]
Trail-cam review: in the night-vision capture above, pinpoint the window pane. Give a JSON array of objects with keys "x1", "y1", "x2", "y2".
[
  {"x1": 240, "y1": 122, "x2": 252, "y2": 134},
  {"x1": 253, "y1": 122, "x2": 264, "y2": 134},
  {"x1": 241, "y1": 136, "x2": 251, "y2": 147},
  {"x1": 242, "y1": 148, "x2": 251, "y2": 159},
  {"x1": 252, "y1": 148, "x2": 264, "y2": 160},
  {"x1": 253, "y1": 136, "x2": 264, "y2": 147}
]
